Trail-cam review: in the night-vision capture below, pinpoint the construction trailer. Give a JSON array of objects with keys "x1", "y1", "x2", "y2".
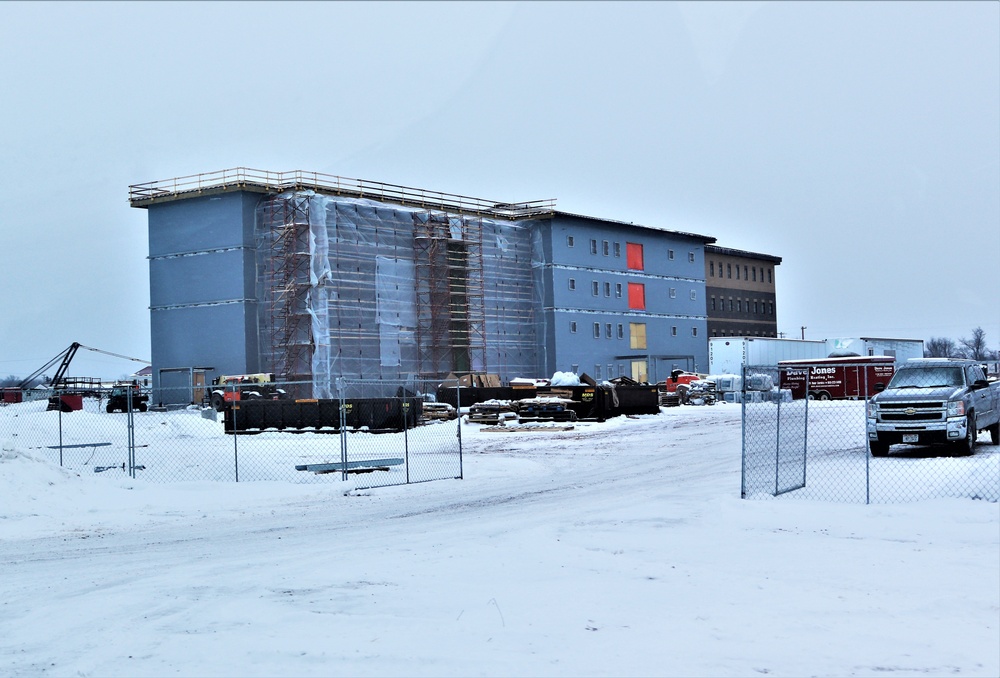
[
  {"x1": 778, "y1": 356, "x2": 896, "y2": 400},
  {"x1": 825, "y1": 337, "x2": 924, "y2": 362},
  {"x1": 708, "y1": 337, "x2": 829, "y2": 376}
]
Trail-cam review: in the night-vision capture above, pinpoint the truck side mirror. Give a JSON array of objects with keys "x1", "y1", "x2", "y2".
[
  {"x1": 874, "y1": 383, "x2": 885, "y2": 392},
  {"x1": 973, "y1": 379, "x2": 989, "y2": 390}
]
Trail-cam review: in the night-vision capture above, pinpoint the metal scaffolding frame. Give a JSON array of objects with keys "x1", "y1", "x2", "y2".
[
  {"x1": 413, "y1": 212, "x2": 488, "y2": 378},
  {"x1": 257, "y1": 193, "x2": 313, "y2": 390}
]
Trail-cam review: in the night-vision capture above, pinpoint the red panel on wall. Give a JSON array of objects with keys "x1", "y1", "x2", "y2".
[
  {"x1": 628, "y1": 282, "x2": 646, "y2": 310},
  {"x1": 626, "y1": 242, "x2": 644, "y2": 270}
]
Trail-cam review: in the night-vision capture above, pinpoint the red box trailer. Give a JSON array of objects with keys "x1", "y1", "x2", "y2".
[
  {"x1": 778, "y1": 356, "x2": 895, "y2": 400},
  {"x1": 1, "y1": 387, "x2": 23, "y2": 404}
]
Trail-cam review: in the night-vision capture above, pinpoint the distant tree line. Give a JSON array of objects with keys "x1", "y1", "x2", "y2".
[
  {"x1": 925, "y1": 327, "x2": 998, "y2": 361},
  {"x1": 0, "y1": 375, "x2": 49, "y2": 388}
]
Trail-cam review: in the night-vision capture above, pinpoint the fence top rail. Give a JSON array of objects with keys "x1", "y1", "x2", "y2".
[{"x1": 129, "y1": 167, "x2": 557, "y2": 219}]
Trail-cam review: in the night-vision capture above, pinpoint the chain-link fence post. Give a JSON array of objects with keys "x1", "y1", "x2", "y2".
[
  {"x1": 456, "y1": 383, "x2": 463, "y2": 480},
  {"x1": 57, "y1": 399, "x2": 63, "y2": 466},
  {"x1": 126, "y1": 384, "x2": 135, "y2": 478},
  {"x1": 231, "y1": 381, "x2": 239, "y2": 482}
]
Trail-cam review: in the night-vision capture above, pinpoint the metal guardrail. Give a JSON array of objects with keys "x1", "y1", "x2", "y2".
[{"x1": 129, "y1": 167, "x2": 557, "y2": 219}]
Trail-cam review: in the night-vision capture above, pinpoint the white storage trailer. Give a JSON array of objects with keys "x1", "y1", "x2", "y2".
[
  {"x1": 708, "y1": 337, "x2": 828, "y2": 375},
  {"x1": 826, "y1": 337, "x2": 924, "y2": 363}
]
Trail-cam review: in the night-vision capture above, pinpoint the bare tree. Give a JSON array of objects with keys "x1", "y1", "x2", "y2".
[
  {"x1": 958, "y1": 327, "x2": 991, "y2": 361},
  {"x1": 0, "y1": 374, "x2": 22, "y2": 388},
  {"x1": 925, "y1": 337, "x2": 958, "y2": 358}
]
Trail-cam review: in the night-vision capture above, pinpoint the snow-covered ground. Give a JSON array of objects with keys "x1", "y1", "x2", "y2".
[{"x1": 1, "y1": 404, "x2": 998, "y2": 677}]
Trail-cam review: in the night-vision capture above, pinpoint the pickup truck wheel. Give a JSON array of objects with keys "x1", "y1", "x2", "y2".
[
  {"x1": 988, "y1": 422, "x2": 999, "y2": 445},
  {"x1": 818, "y1": 392, "x2": 831, "y2": 401},
  {"x1": 869, "y1": 441, "x2": 890, "y2": 457},
  {"x1": 952, "y1": 414, "x2": 976, "y2": 456}
]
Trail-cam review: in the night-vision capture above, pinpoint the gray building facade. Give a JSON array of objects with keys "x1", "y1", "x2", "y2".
[{"x1": 131, "y1": 169, "x2": 722, "y2": 401}]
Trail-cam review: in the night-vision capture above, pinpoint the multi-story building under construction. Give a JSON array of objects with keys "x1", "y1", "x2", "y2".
[{"x1": 130, "y1": 168, "x2": 736, "y2": 402}]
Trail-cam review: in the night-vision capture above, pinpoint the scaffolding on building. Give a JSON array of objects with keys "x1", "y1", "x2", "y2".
[
  {"x1": 257, "y1": 193, "x2": 313, "y2": 392},
  {"x1": 413, "y1": 212, "x2": 487, "y2": 377},
  {"x1": 133, "y1": 168, "x2": 554, "y2": 394}
]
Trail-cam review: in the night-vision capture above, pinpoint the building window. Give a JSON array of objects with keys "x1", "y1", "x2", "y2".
[
  {"x1": 604, "y1": 282, "x2": 611, "y2": 297},
  {"x1": 605, "y1": 323, "x2": 612, "y2": 339},
  {"x1": 568, "y1": 278, "x2": 576, "y2": 291},
  {"x1": 754, "y1": 301, "x2": 759, "y2": 314},
  {"x1": 629, "y1": 322, "x2": 647, "y2": 349},
  {"x1": 628, "y1": 283, "x2": 646, "y2": 310},
  {"x1": 593, "y1": 322, "x2": 601, "y2": 338},
  {"x1": 737, "y1": 300, "x2": 742, "y2": 312},
  {"x1": 729, "y1": 298, "x2": 734, "y2": 311},
  {"x1": 688, "y1": 252, "x2": 696, "y2": 263},
  {"x1": 595, "y1": 364, "x2": 602, "y2": 380},
  {"x1": 602, "y1": 240, "x2": 610, "y2": 256},
  {"x1": 626, "y1": 242, "x2": 644, "y2": 270},
  {"x1": 567, "y1": 235, "x2": 574, "y2": 247},
  {"x1": 692, "y1": 327, "x2": 698, "y2": 337},
  {"x1": 590, "y1": 239, "x2": 598, "y2": 255},
  {"x1": 768, "y1": 269, "x2": 772, "y2": 283},
  {"x1": 570, "y1": 321, "x2": 577, "y2": 333},
  {"x1": 769, "y1": 301, "x2": 774, "y2": 315},
  {"x1": 668, "y1": 249, "x2": 675, "y2": 260},
  {"x1": 614, "y1": 242, "x2": 621, "y2": 258},
  {"x1": 690, "y1": 290, "x2": 697, "y2": 301},
  {"x1": 711, "y1": 296, "x2": 716, "y2": 311},
  {"x1": 710, "y1": 261, "x2": 715, "y2": 277},
  {"x1": 617, "y1": 323, "x2": 624, "y2": 339},
  {"x1": 735, "y1": 265, "x2": 740, "y2": 280},
  {"x1": 607, "y1": 363, "x2": 614, "y2": 378},
  {"x1": 669, "y1": 287, "x2": 677, "y2": 299},
  {"x1": 671, "y1": 326, "x2": 678, "y2": 336},
  {"x1": 592, "y1": 281, "x2": 599, "y2": 296},
  {"x1": 615, "y1": 283, "x2": 622, "y2": 298},
  {"x1": 752, "y1": 267, "x2": 757, "y2": 282},
  {"x1": 744, "y1": 265, "x2": 749, "y2": 280},
  {"x1": 727, "y1": 263, "x2": 732, "y2": 279}
]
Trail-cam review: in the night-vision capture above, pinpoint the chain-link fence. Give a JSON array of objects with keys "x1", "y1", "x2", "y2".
[
  {"x1": 741, "y1": 362, "x2": 1000, "y2": 503},
  {"x1": 0, "y1": 378, "x2": 462, "y2": 490}
]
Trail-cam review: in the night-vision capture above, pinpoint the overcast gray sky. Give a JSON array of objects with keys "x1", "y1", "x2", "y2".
[{"x1": 1, "y1": 1, "x2": 997, "y2": 379}]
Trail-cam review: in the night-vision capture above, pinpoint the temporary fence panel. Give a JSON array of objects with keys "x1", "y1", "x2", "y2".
[{"x1": 1, "y1": 378, "x2": 462, "y2": 490}]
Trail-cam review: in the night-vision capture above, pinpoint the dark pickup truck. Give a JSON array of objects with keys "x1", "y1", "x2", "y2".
[{"x1": 866, "y1": 359, "x2": 1000, "y2": 456}]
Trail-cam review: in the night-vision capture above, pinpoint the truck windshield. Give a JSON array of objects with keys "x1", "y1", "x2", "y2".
[{"x1": 887, "y1": 367, "x2": 963, "y2": 389}]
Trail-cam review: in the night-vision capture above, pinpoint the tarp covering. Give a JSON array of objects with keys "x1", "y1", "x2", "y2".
[{"x1": 256, "y1": 193, "x2": 544, "y2": 396}]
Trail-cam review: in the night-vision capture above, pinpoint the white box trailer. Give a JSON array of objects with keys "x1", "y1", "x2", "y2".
[
  {"x1": 826, "y1": 337, "x2": 924, "y2": 363},
  {"x1": 708, "y1": 337, "x2": 828, "y2": 375}
]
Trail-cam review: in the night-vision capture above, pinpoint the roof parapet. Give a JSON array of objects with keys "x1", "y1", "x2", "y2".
[{"x1": 129, "y1": 167, "x2": 556, "y2": 219}]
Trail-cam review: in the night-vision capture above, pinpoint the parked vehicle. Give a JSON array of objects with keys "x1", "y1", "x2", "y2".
[
  {"x1": 209, "y1": 373, "x2": 287, "y2": 411},
  {"x1": 106, "y1": 382, "x2": 149, "y2": 413},
  {"x1": 779, "y1": 356, "x2": 895, "y2": 400},
  {"x1": 866, "y1": 359, "x2": 1000, "y2": 456}
]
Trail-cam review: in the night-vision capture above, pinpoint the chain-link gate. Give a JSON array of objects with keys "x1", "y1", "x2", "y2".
[{"x1": 742, "y1": 362, "x2": 1000, "y2": 503}]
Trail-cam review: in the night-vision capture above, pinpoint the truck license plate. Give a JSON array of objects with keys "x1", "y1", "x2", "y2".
[{"x1": 903, "y1": 434, "x2": 919, "y2": 443}]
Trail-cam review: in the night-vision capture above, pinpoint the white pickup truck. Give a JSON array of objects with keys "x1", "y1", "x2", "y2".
[{"x1": 866, "y1": 358, "x2": 1000, "y2": 456}]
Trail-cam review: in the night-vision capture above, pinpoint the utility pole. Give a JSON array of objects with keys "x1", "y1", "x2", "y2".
[{"x1": 801, "y1": 326, "x2": 807, "y2": 340}]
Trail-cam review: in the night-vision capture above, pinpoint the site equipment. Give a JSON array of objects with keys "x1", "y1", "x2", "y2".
[{"x1": 209, "y1": 373, "x2": 287, "y2": 411}]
